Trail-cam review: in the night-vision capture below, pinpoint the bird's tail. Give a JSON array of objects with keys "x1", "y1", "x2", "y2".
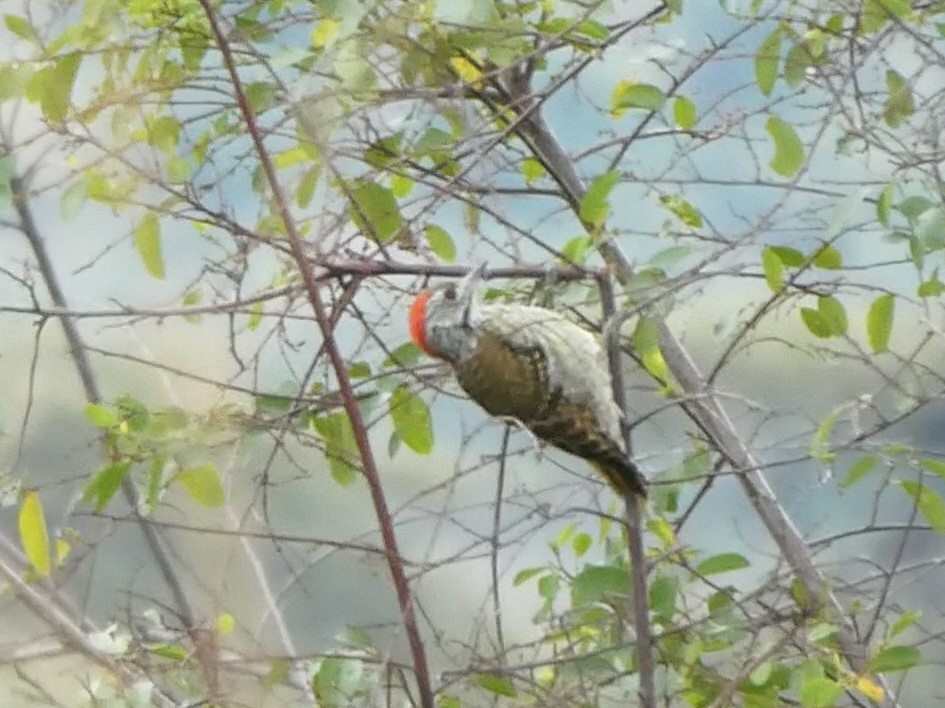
[{"x1": 592, "y1": 458, "x2": 648, "y2": 499}]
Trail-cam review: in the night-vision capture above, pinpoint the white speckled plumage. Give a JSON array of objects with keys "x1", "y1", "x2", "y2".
[
  {"x1": 410, "y1": 265, "x2": 646, "y2": 497},
  {"x1": 468, "y1": 302, "x2": 626, "y2": 452}
]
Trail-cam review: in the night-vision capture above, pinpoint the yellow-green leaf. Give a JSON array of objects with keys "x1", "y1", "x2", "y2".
[
  {"x1": 474, "y1": 673, "x2": 517, "y2": 697},
  {"x1": 673, "y1": 96, "x2": 697, "y2": 129},
  {"x1": 867, "y1": 644, "x2": 921, "y2": 672},
  {"x1": 217, "y1": 613, "x2": 235, "y2": 635},
  {"x1": 765, "y1": 115, "x2": 804, "y2": 177},
  {"x1": 25, "y1": 53, "x2": 80, "y2": 122},
  {"x1": 522, "y1": 158, "x2": 544, "y2": 184},
  {"x1": 761, "y1": 246, "x2": 784, "y2": 292},
  {"x1": 841, "y1": 455, "x2": 878, "y2": 489},
  {"x1": 579, "y1": 170, "x2": 619, "y2": 228},
  {"x1": 19, "y1": 490, "x2": 51, "y2": 578},
  {"x1": 813, "y1": 245, "x2": 842, "y2": 269},
  {"x1": 883, "y1": 69, "x2": 914, "y2": 128},
  {"x1": 696, "y1": 552, "x2": 750, "y2": 575},
  {"x1": 423, "y1": 224, "x2": 456, "y2": 263},
  {"x1": 176, "y1": 463, "x2": 225, "y2": 507},
  {"x1": 818, "y1": 295, "x2": 848, "y2": 336},
  {"x1": 83, "y1": 462, "x2": 131, "y2": 511},
  {"x1": 312, "y1": 412, "x2": 359, "y2": 485},
  {"x1": 755, "y1": 26, "x2": 781, "y2": 96},
  {"x1": 867, "y1": 293, "x2": 894, "y2": 353},
  {"x1": 900, "y1": 480, "x2": 945, "y2": 531},
  {"x1": 610, "y1": 81, "x2": 665, "y2": 117},
  {"x1": 877, "y1": 183, "x2": 895, "y2": 226},
  {"x1": 350, "y1": 182, "x2": 402, "y2": 243},
  {"x1": 133, "y1": 212, "x2": 165, "y2": 279},
  {"x1": 389, "y1": 386, "x2": 434, "y2": 454},
  {"x1": 659, "y1": 194, "x2": 703, "y2": 228}
]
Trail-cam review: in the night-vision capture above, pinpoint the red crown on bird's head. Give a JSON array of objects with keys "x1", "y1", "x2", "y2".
[{"x1": 409, "y1": 290, "x2": 435, "y2": 356}]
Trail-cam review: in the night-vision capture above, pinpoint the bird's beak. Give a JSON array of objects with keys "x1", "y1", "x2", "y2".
[
  {"x1": 457, "y1": 263, "x2": 487, "y2": 326},
  {"x1": 457, "y1": 263, "x2": 488, "y2": 300}
]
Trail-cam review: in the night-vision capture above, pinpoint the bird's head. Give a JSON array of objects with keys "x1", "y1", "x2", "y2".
[{"x1": 409, "y1": 264, "x2": 486, "y2": 362}]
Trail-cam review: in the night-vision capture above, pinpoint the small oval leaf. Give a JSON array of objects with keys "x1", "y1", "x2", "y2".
[
  {"x1": 19, "y1": 490, "x2": 51, "y2": 577},
  {"x1": 867, "y1": 293, "x2": 894, "y2": 353},
  {"x1": 765, "y1": 115, "x2": 804, "y2": 177}
]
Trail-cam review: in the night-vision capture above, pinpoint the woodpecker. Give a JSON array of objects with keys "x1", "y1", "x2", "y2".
[{"x1": 408, "y1": 265, "x2": 646, "y2": 498}]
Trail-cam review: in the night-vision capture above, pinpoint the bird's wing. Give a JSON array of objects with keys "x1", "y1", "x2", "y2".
[
  {"x1": 454, "y1": 329, "x2": 554, "y2": 423},
  {"x1": 455, "y1": 327, "x2": 647, "y2": 497}
]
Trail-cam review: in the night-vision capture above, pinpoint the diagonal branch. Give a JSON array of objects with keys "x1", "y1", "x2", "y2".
[
  {"x1": 197, "y1": 3, "x2": 434, "y2": 707},
  {"x1": 492, "y1": 43, "x2": 898, "y2": 707}
]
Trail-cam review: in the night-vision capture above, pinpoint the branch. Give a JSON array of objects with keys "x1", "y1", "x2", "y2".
[
  {"x1": 599, "y1": 275, "x2": 657, "y2": 707},
  {"x1": 197, "y1": 4, "x2": 435, "y2": 707},
  {"x1": 7, "y1": 171, "x2": 198, "y2": 630},
  {"x1": 493, "y1": 43, "x2": 899, "y2": 706}
]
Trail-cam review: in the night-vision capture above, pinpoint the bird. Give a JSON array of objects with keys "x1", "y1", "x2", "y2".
[{"x1": 408, "y1": 264, "x2": 646, "y2": 498}]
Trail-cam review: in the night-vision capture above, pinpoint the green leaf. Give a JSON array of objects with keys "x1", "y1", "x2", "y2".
[
  {"x1": 19, "y1": 490, "x2": 51, "y2": 577},
  {"x1": 762, "y1": 247, "x2": 784, "y2": 292},
  {"x1": 673, "y1": 96, "x2": 697, "y2": 129},
  {"x1": 649, "y1": 574, "x2": 678, "y2": 624},
  {"x1": 560, "y1": 235, "x2": 590, "y2": 264},
  {"x1": 423, "y1": 224, "x2": 456, "y2": 263},
  {"x1": 866, "y1": 293, "x2": 894, "y2": 353},
  {"x1": 83, "y1": 462, "x2": 132, "y2": 512},
  {"x1": 800, "y1": 676, "x2": 842, "y2": 708},
  {"x1": 765, "y1": 115, "x2": 804, "y2": 177},
  {"x1": 244, "y1": 81, "x2": 277, "y2": 113},
  {"x1": 133, "y1": 212, "x2": 165, "y2": 279},
  {"x1": 812, "y1": 245, "x2": 843, "y2": 269},
  {"x1": 841, "y1": 455, "x2": 878, "y2": 489},
  {"x1": 877, "y1": 183, "x2": 895, "y2": 226},
  {"x1": 808, "y1": 623, "x2": 838, "y2": 644},
  {"x1": 85, "y1": 403, "x2": 118, "y2": 428},
  {"x1": 800, "y1": 308, "x2": 831, "y2": 338},
  {"x1": 817, "y1": 295, "x2": 848, "y2": 336},
  {"x1": 610, "y1": 81, "x2": 665, "y2": 117},
  {"x1": 579, "y1": 170, "x2": 619, "y2": 228},
  {"x1": 312, "y1": 412, "x2": 359, "y2": 486},
  {"x1": 146, "y1": 115, "x2": 181, "y2": 154},
  {"x1": 920, "y1": 458, "x2": 945, "y2": 482},
  {"x1": 572, "y1": 532, "x2": 592, "y2": 557},
  {"x1": 867, "y1": 644, "x2": 921, "y2": 672},
  {"x1": 921, "y1": 278, "x2": 945, "y2": 298},
  {"x1": 890, "y1": 610, "x2": 921, "y2": 638},
  {"x1": 783, "y1": 43, "x2": 811, "y2": 87},
  {"x1": 383, "y1": 342, "x2": 421, "y2": 368},
  {"x1": 899, "y1": 480, "x2": 945, "y2": 532},
  {"x1": 25, "y1": 53, "x2": 80, "y2": 122},
  {"x1": 883, "y1": 69, "x2": 914, "y2": 128},
  {"x1": 755, "y1": 26, "x2": 781, "y2": 96},
  {"x1": 633, "y1": 316, "x2": 670, "y2": 385},
  {"x1": 389, "y1": 386, "x2": 434, "y2": 455},
  {"x1": 5, "y1": 14, "x2": 39, "y2": 44},
  {"x1": 696, "y1": 552, "x2": 750, "y2": 576},
  {"x1": 522, "y1": 158, "x2": 544, "y2": 184},
  {"x1": 350, "y1": 182, "x2": 402, "y2": 242},
  {"x1": 571, "y1": 565, "x2": 628, "y2": 606},
  {"x1": 811, "y1": 408, "x2": 841, "y2": 463},
  {"x1": 512, "y1": 567, "x2": 544, "y2": 586},
  {"x1": 176, "y1": 463, "x2": 225, "y2": 507},
  {"x1": 659, "y1": 194, "x2": 703, "y2": 228},
  {"x1": 770, "y1": 246, "x2": 805, "y2": 267},
  {"x1": 474, "y1": 673, "x2": 517, "y2": 697}
]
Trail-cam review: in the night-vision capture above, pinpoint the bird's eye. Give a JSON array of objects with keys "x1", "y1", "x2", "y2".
[{"x1": 443, "y1": 286, "x2": 457, "y2": 301}]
